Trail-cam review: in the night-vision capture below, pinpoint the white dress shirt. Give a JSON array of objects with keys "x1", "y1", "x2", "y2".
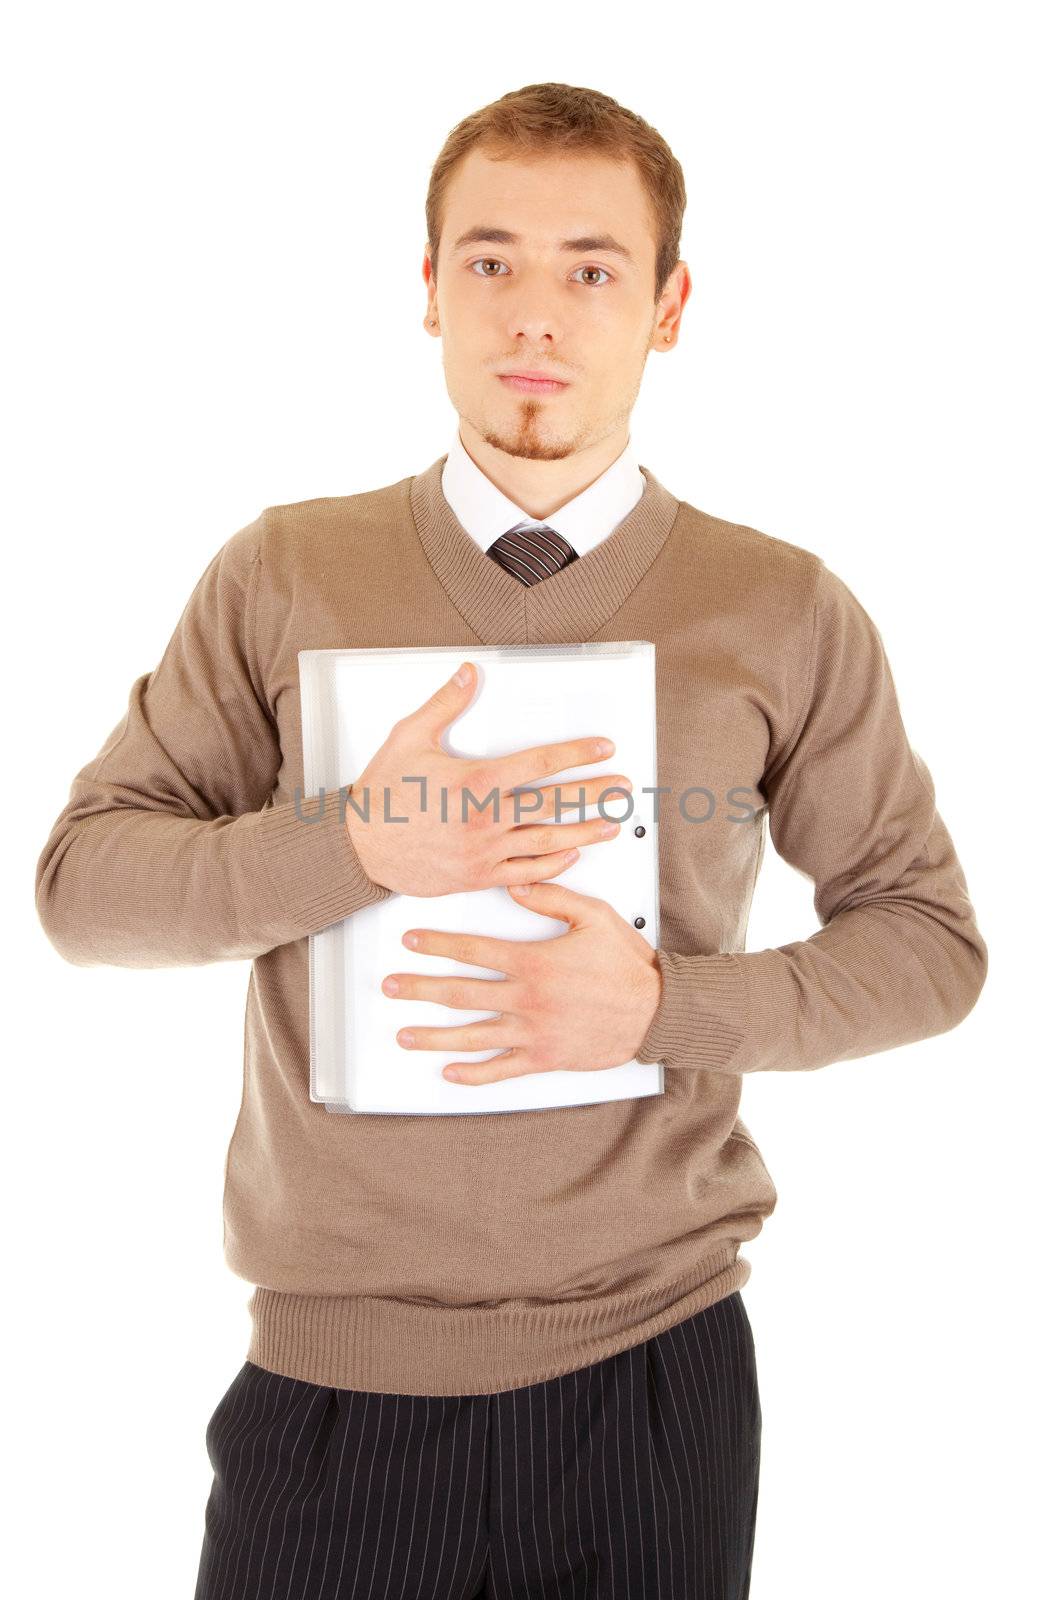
[{"x1": 441, "y1": 430, "x2": 646, "y2": 560}]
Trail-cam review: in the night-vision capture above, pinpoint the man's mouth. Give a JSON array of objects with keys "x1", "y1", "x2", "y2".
[{"x1": 497, "y1": 372, "x2": 570, "y2": 396}]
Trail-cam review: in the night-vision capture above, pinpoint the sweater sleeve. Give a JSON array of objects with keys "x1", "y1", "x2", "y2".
[
  {"x1": 634, "y1": 558, "x2": 988, "y2": 1074},
  {"x1": 35, "y1": 513, "x2": 394, "y2": 968}
]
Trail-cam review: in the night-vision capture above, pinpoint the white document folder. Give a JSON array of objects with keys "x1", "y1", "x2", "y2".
[{"x1": 299, "y1": 642, "x2": 664, "y2": 1115}]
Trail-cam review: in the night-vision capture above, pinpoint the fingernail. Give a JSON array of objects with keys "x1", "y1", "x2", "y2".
[
  {"x1": 444, "y1": 1068, "x2": 462, "y2": 1081},
  {"x1": 596, "y1": 739, "x2": 614, "y2": 756},
  {"x1": 382, "y1": 977, "x2": 399, "y2": 995},
  {"x1": 453, "y1": 664, "x2": 470, "y2": 685},
  {"x1": 399, "y1": 1031, "x2": 414, "y2": 1047}
]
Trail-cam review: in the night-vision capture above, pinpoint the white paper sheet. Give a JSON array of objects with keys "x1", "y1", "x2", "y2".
[{"x1": 299, "y1": 642, "x2": 664, "y2": 1115}]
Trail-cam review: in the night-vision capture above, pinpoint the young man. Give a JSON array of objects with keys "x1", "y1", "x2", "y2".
[{"x1": 36, "y1": 82, "x2": 986, "y2": 1600}]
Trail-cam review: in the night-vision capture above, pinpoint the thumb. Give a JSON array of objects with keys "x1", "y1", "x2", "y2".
[
  {"x1": 508, "y1": 878, "x2": 590, "y2": 927},
  {"x1": 413, "y1": 659, "x2": 479, "y2": 738}
]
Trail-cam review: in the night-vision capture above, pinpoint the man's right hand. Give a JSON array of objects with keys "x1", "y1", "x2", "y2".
[{"x1": 344, "y1": 660, "x2": 632, "y2": 898}]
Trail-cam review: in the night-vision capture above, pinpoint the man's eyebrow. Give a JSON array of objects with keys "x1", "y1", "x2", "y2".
[{"x1": 450, "y1": 226, "x2": 635, "y2": 264}]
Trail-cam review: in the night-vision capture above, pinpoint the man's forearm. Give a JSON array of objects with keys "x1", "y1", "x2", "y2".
[
  {"x1": 35, "y1": 788, "x2": 394, "y2": 969},
  {"x1": 635, "y1": 810, "x2": 987, "y2": 1075}
]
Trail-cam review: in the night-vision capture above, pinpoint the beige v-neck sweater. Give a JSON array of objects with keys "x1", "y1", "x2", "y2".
[{"x1": 35, "y1": 454, "x2": 987, "y2": 1396}]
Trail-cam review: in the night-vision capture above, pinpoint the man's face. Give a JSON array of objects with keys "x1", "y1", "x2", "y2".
[{"x1": 425, "y1": 148, "x2": 664, "y2": 462}]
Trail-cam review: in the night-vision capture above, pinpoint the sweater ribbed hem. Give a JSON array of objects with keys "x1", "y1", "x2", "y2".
[
  {"x1": 254, "y1": 789, "x2": 394, "y2": 936},
  {"x1": 634, "y1": 949, "x2": 749, "y2": 1073},
  {"x1": 243, "y1": 1245, "x2": 749, "y2": 1397}
]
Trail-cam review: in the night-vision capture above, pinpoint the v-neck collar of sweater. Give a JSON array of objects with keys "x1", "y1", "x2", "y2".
[{"x1": 408, "y1": 452, "x2": 683, "y2": 646}]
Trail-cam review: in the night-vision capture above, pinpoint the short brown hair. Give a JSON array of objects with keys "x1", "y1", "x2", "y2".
[{"x1": 425, "y1": 82, "x2": 686, "y2": 304}]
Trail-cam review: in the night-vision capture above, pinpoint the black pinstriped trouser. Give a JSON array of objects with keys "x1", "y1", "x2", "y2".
[{"x1": 194, "y1": 1288, "x2": 760, "y2": 1600}]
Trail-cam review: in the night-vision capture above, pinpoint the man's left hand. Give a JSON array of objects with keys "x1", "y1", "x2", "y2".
[{"x1": 382, "y1": 880, "x2": 663, "y2": 1085}]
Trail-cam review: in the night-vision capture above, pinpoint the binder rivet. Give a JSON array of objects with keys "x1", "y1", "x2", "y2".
[
  {"x1": 634, "y1": 825, "x2": 646, "y2": 837},
  {"x1": 634, "y1": 915, "x2": 646, "y2": 929}
]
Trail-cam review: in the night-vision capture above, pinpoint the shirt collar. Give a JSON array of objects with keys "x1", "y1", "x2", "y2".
[{"x1": 441, "y1": 429, "x2": 646, "y2": 560}]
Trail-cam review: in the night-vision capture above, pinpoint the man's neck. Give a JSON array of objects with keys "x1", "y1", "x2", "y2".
[{"x1": 456, "y1": 418, "x2": 632, "y2": 523}]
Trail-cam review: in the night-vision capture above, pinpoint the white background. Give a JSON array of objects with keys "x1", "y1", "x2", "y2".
[{"x1": 6, "y1": 2, "x2": 1035, "y2": 1595}]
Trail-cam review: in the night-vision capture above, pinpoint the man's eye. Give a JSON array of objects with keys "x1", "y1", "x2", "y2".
[{"x1": 468, "y1": 259, "x2": 611, "y2": 286}]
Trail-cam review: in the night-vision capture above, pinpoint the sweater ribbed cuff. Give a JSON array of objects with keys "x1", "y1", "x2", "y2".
[
  {"x1": 254, "y1": 790, "x2": 394, "y2": 937},
  {"x1": 634, "y1": 949, "x2": 749, "y2": 1073}
]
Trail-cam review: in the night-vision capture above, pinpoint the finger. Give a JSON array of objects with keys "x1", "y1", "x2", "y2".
[
  {"x1": 399, "y1": 926, "x2": 526, "y2": 973},
  {"x1": 396, "y1": 1019, "x2": 513, "y2": 1051},
  {"x1": 492, "y1": 735, "x2": 615, "y2": 796},
  {"x1": 505, "y1": 815, "x2": 621, "y2": 855},
  {"x1": 505, "y1": 877, "x2": 592, "y2": 931},
  {"x1": 489, "y1": 847, "x2": 587, "y2": 887},
  {"x1": 443, "y1": 1048, "x2": 541, "y2": 1085},
  {"x1": 409, "y1": 660, "x2": 480, "y2": 744},
  {"x1": 382, "y1": 972, "x2": 512, "y2": 1009},
  {"x1": 503, "y1": 775, "x2": 633, "y2": 820}
]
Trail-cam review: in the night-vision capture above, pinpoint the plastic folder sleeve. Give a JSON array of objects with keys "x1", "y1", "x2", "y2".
[
  {"x1": 634, "y1": 560, "x2": 987, "y2": 1075},
  {"x1": 35, "y1": 515, "x2": 393, "y2": 968}
]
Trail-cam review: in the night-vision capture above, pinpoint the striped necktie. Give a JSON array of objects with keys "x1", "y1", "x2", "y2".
[{"x1": 486, "y1": 523, "x2": 578, "y2": 585}]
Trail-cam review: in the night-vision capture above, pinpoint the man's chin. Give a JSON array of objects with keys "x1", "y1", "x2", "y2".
[{"x1": 479, "y1": 422, "x2": 577, "y2": 463}]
